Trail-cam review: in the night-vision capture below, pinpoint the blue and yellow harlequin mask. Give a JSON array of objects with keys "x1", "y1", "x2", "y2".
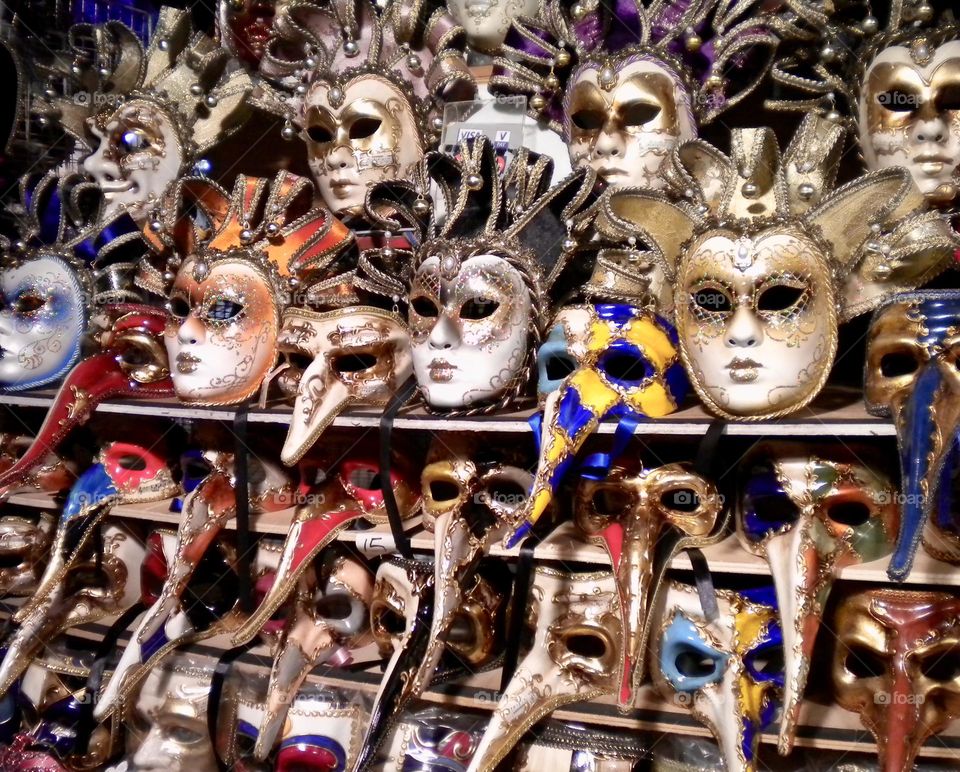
[
  {"x1": 508, "y1": 304, "x2": 688, "y2": 545},
  {"x1": 865, "y1": 290, "x2": 960, "y2": 579},
  {"x1": 652, "y1": 582, "x2": 784, "y2": 772}
]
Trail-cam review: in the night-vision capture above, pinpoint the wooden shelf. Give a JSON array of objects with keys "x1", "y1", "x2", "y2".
[{"x1": 0, "y1": 388, "x2": 896, "y2": 437}]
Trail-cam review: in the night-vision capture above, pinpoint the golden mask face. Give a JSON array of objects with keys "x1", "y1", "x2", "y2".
[
  {"x1": 566, "y1": 56, "x2": 695, "y2": 190},
  {"x1": 859, "y1": 40, "x2": 960, "y2": 202}
]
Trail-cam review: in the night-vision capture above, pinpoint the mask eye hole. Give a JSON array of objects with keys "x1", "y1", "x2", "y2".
[
  {"x1": 119, "y1": 345, "x2": 153, "y2": 368},
  {"x1": 169, "y1": 295, "x2": 191, "y2": 319},
  {"x1": 12, "y1": 292, "x2": 46, "y2": 315},
  {"x1": 333, "y1": 352, "x2": 377, "y2": 373},
  {"x1": 935, "y1": 84, "x2": 960, "y2": 112},
  {"x1": 206, "y1": 299, "x2": 244, "y2": 322},
  {"x1": 827, "y1": 500, "x2": 872, "y2": 527},
  {"x1": 880, "y1": 350, "x2": 919, "y2": 378},
  {"x1": 878, "y1": 88, "x2": 919, "y2": 113},
  {"x1": 411, "y1": 296, "x2": 439, "y2": 318},
  {"x1": 315, "y1": 594, "x2": 354, "y2": 620},
  {"x1": 428, "y1": 479, "x2": 461, "y2": 502},
  {"x1": 844, "y1": 644, "x2": 887, "y2": 679},
  {"x1": 660, "y1": 488, "x2": 702, "y2": 514},
  {"x1": 447, "y1": 612, "x2": 478, "y2": 647},
  {"x1": 306, "y1": 125, "x2": 333, "y2": 143},
  {"x1": 565, "y1": 632, "x2": 608, "y2": 659},
  {"x1": 675, "y1": 647, "x2": 720, "y2": 679},
  {"x1": 164, "y1": 723, "x2": 204, "y2": 745},
  {"x1": 571, "y1": 108, "x2": 605, "y2": 131},
  {"x1": 374, "y1": 606, "x2": 407, "y2": 637},
  {"x1": 119, "y1": 129, "x2": 148, "y2": 153},
  {"x1": 757, "y1": 284, "x2": 805, "y2": 313},
  {"x1": 117, "y1": 453, "x2": 147, "y2": 471},
  {"x1": 692, "y1": 288, "x2": 732, "y2": 313},
  {"x1": 747, "y1": 643, "x2": 785, "y2": 680},
  {"x1": 285, "y1": 352, "x2": 313, "y2": 372},
  {"x1": 459, "y1": 297, "x2": 499, "y2": 320},
  {"x1": 546, "y1": 353, "x2": 577, "y2": 381},
  {"x1": 918, "y1": 648, "x2": 960, "y2": 682},
  {"x1": 348, "y1": 117, "x2": 381, "y2": 139},
  {"x1": 347, "y1": 466, "x2": 381, "y2": 491},
  {"x1": 598, "y1": 350, "x2": 653, "y2": 384},
  {"x1": 591, "y1": 486, "x2": 634, "y2": 516},
  {"x1": 621, "y1": 101, "x2": 661, "y2": 126}
]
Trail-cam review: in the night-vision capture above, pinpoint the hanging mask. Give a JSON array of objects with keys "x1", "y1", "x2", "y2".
[
  {"x1": 413, "y1": 435, "x2": 532, "y2": 697},
  {"x1": 217, "y1": 0, "x2": 288, "y2": 66},
  {"x1": 0, "y1": 521, "x2": 147, "y2": 697},
  {"x1": 536, "y1": 305, "x2": 594, "y2": 402},
  {"x1": 859, "y1": 38, "x2": 960, "y2": 205},
  {"x1": 864, "y1": 290, "x2": 960, "y2": 579},
  {"x1": 651, "y1": 581, "x2": 784, "y2": 772},
  {"x1": 0, "y1": 433, "x2": 76, "y2": 496},
  {"x1": 380, "y1": 706, "x2": 483, "y2": 770},
  {"x1": 273, "y1": 687, "x2": 367, "y2": 771},
  {"x1": 447, "y1": 0, "x2": 538, "y2": 53},
  {"x1": 358, "y1": 557, "x2": 507, "y2": 772},
  {"x1": 831, "y1": 587, "x2": 960, "y2": 772},
  {"x1": 0, "y1": 304, "x2": 172, "y2": 496},
  {"x1": 0, "y1": 513, "x2": 54, "y2": 595},
  {"x1": 468, "y1": 567, "x2": 621, "y2": 770},
  {"x1": 278, "y1": 307, "x2": 412, "y2": 465},
  {"x1": 603, "y1": 114, "x2": 959, "y2": 419},
  {"x1": 509, "y1": 304, "x2": 689, "y2": 542},
  {"x1": 576, "y1": 458, "x2": 721, "y2": 709},
  {"x1": 163, "y1": 173, "x2": 353, "y2": 406},
  {"x1": 253, "y1": 551, "x2": 373, "y2": 761},
  {"x1": 125, "y1": 657, "x2": 220, "y2": 772},
  {"x1": 736, "y1": 442, "x2": 899, "y2": 752},
  {"x1": 230, "y1": 450, "x2": 418, "y2": 646}
]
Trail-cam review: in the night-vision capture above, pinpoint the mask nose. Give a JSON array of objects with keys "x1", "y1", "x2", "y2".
[
  {"x1": 82, "y1": 149, "x2": 121, "y2": 182},
  {"x1": 323, "y1": 144, "x2": 354, "y2": 171},
  {"x1": 592, "y1": 126, "x2": 625, "y2": 160},
  {"x1": 726, "y1": 306, "x2": 763, "y2": 348},
  {"x1": 912, "y1": 113, "x2": 949, "y2": 145},
  {"x1": 428, "y1": 315, "x2": 460, "y2": 350},
  {"x1": 177, "y1": 316, "x2": 205, "y2": 346}
]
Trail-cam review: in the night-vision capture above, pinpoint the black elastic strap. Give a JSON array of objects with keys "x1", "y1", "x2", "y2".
[
  {"x1": 233, "y1": 405, "x2": 253, "y2": 614},
  {"x1": 500, "y1": 531, "x2": 542, "y2": 691},
  {"x1": 73, "y1": 601, "x2": 145, "y2": 756},
  {"x1": 379, "y1": 376, "x2": 418, "y2": 560},
  {"x1": 686, "y1": 548, "x2": 719, "y2": 623},
  {"x1": 208, "y1": 639, "x2": 259, "y2": 771},
  {"x1": 694, "y1": 417, "x2": 727, "y2": 479}
]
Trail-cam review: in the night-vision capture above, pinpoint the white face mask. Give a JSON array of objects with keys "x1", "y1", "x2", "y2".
[
  {"x1": 408, "y1": 252, "x2": 532, "y2": 409},
  {"x1": 0, "y1": 255, "x2": 85, "y2": 391},
  {"x1": 303, "y1": 76, "x2": 424, "y2": 218},
  {"x1": 83, "y1": 100, "x2": 184, "y2": 224},
  {"x1": 566, "y1": 57, "x2": 696, "y2": 191},
  {"x1": 859, "y1": 40, "x2": 960, "y2": 202},
  {"x1": 446, "y1": 0, "x2": 539, "y2": 53}
]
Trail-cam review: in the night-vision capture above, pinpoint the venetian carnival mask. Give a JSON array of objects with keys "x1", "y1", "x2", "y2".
[
  {"x1": 864, "y1": 291, "x2": 960, "y2": 579},
  {"x1": 217, "y1": 0, "x2": 288, "y2": 66},
  {"x1": 278, "y1": 307, "x2": 412, "y2": 465},
  {"x1": 510, "y1": 304, "x2": 689, "y2": 542},
  {"x1": 859, "y1": 39, "x2": 960, "y2": 204},
  {"x1": 0, "y1": 433, "x2": 76, "y2": 496},
  {"x1": 468, "y1": 567, "x2": 621, "y2": 770},
  {"x1": 576, "y1": 458, "x2": 721, "y2": 710},
  {"x1": 536, "y1": 305, "x2": 594, "y2": 401},
  {"x1": 447, "y1": 0, "x2": 539, "y2": 53},
  {"x1": 736, "y1": 443, "x2": 899, "y2": 753},
  {"x1": 380, "y1": 706, "x2": 483, "y2": 771},
  {"x1": 651, "y1": 581, "x2": 784, "y2": 772},
  {"x1": 0, "y1": 513, "x2": 54, "y2": 595},
  {"x1": 831, "y1": 587, "x2": 960, "y2": 772},
  {"x1": 567, "y1": 56, "x2": 697, "y2": 191}
]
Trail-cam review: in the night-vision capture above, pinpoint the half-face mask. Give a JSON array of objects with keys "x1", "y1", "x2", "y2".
[
  {"x1": 380, "y1": 706, "x2": 483, "y2": 770},
  {"x1": 255, "y1": 0, "x2": 475, "y2": 219},
  {"x1": 278, "y1": 306, "x2": 412, "y2": 465},
  {"x1": 0, "y1": 512, "x2": 54, "y2": 595},
  {"x1": 0, "y1": 304, "x2": 172, "y2": 496},
  {"x1": 447, "y1": 0, "x2": 538, "y2": 53},
  {"x1": 74, "y1": 8, "x2": 252, "y2": 225},
  {"x1": 859, "y1": 37, "x2": 960, "y2": 205},
  {"x1": 0, "y1": 521, "x2": 148, "y2": 697},
  {"x1": 509, "y1": 303, "x2": 689, "y2": 542},
  {"x1": 576, "y1": 457, "x2": 721, "y2": 710},
  {"x1": 252, "y1": 551, "x2": 373, "y2": 761},
  {"x1": 604, "y1": 113, "x2": 959, "y2": 419},
  {"x1": 736, "y1": 442, "x2": 899, "y2": 752},
  {"x1": 865, "y1": 291, "x2": 960, "y2": 579},
  {"x1": 0, "y1": 433, "x2": 76, "y2": 497},
  {"x1": 358, "y1": 557, "x2": 508, "y2": 772},
  {"x1": 831, "y1": 587, "x2": 960, "y2": 772},
  {"x1": 162, "y1": 172, "x2": 353, "y2": 406},
  {"x1": 651, "y1": 581, "x2": 784, "y2": 772},
  {"x1": 468, "y1": 567, "x2": 621, "y2": 771},
  {"x1": 217, "y1": 0, "x2": 288, "y2": 66}
]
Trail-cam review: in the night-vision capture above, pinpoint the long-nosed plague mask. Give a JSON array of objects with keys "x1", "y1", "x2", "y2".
[
  {"x1": 364, "y1": 137, "x2": 597, "y2": 413},
  {"x1": 831, "y1": 586, "x2": 960, "y2": 772},
  {"x1": 158, "y1": 172, "x2": 353, "y2": 406},
  {"x1": 490, "y1": 0, "x2": 785, "y2": 191},
  {"x1": 651, "y1": 581, "x2": 784, "y2": 772},
  {"x1": 39, "y1": 8, "x2": 253, "y2": 226},
  {"x1": 735, "y1": 441, "x2": 899, "y2": 752},
  {"x1": 602, "y1": 112, "x2": 959, "y2": 419},
  {"x1": 253, "y1": 0, "x2": 475, "y2": 219}
]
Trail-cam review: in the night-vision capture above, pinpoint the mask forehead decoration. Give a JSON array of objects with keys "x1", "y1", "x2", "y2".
[
  {"x1": 651, "y1": 581, "x2": 784, "y2": 772},
  {"x1": 252, "y1": 0, "x2": 475, "y2": 219},
  {"x1": 576, "y1": 457, "x2": 722, "y2": 710},
  {"x1": 367, "y1": 137, "x2": 596, "y2": 413},
  {"x1": 159, "y1": 172, "x2": 353, "y2": 406},
  {"x1": 864, "y1": 290, "x2": 960, "y2": 579},
  {"x1": 468, "y1": 567, "x2": 621, "y2": 770},
  {"x1": 604, "y1": 112, "x2": 958, "y2": 420},
  {"x1": 489, "y1": 0, "x2": 783, "y2": 189},
  {"x1": 736, "y1": 442, "x2": 899, "y2": 752},
  {"x1": 508, "y1": 303, "x2": 689, "y2": 543},
  {"x1": 831, "y1": 587, "x2": 960, "y2": 772}
]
